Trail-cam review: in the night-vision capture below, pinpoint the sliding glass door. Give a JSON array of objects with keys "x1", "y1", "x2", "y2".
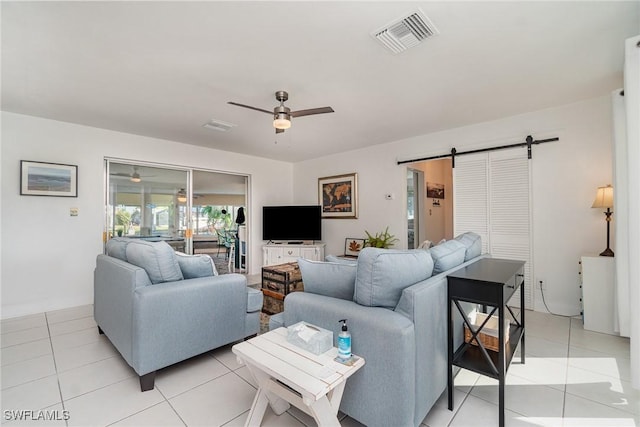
[
  {"x1": 104, "y1": 160, "x2": 249, "y2": 271},
  {"x1": 106, "y1": 161, "x2": 190, "y2": 251}
]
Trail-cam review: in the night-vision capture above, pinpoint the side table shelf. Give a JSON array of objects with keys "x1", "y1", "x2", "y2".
[
  {"x1": 452, "y1": 324, "x2": 524, "y2": 378},
  {"x1": 447, "y1": 257, "x2": 526, "y2": 427}
]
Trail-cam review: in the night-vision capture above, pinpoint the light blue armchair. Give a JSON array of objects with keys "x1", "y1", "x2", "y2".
[{"x1": 94, "y1": 238, "x2": 262, "y2": 391}]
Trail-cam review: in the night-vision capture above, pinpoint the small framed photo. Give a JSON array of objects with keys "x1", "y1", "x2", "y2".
[
  {"x1": 344, "y1": 238, "x2": 365, "y2": 257},
  {"x1": 426, "y1": 182, "x2": 445, "y2": 199},
  {"x1": 20, "y1": 160, "x2": 78, "y2": 197},
  {"x1": 318, "y1": 173, "x2": 358, "y2": 218}
]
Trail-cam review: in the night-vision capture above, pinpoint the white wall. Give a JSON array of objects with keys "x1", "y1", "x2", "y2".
[
  {"x1": 1, "y1": 95, "x2": 615, "y2": 318},
  {"x1": 293, "y1": 96, "x2": 613, "y2": 315},
  {"x1": 1, "y1": 112, "x2": 293, "y2": 319}
]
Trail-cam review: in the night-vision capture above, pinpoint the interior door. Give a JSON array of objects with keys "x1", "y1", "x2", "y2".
[{"x1": 453, "y1": 149, "x2": 533, "y2": 309}]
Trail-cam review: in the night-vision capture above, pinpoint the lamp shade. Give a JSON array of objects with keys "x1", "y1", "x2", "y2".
[{"x1": 591, "y1": 185, "x2": 614, "y2": 208}]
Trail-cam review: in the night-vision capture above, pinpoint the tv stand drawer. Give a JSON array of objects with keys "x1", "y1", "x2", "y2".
[{"x1": 262, "y1": 243, "x2": 325, "y2": 267}]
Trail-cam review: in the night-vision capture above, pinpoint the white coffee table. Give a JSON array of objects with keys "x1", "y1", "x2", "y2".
[{"x1": 232, "y1": 327, "x2": 365, "y2": 427}]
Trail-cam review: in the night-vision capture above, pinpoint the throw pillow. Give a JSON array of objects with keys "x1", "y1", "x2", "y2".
[
  {"x1": 354, "y1": 247, "x2": 434, "y2": 308},
  {"x1": 125, "y1": 240, "x2": 184, "y2": 284},
  {"x1": 297, "y1": 258, "x2": 357, "y2": 301},
  {"x1": 175, "y1": 252, "x2": 218, "y2": 279},
  {"x1": 325, "y1": 255, "x2": 358, "y2": 265},
  {"x1": 105, "y1": 237, "x2": 131, "y2": 261},
  {"x1": 430, "y1": 240, "x2": 467, "y2": 275},
  {"x1": 454, "y1": 232, "x2": 482, "y2": 261}
]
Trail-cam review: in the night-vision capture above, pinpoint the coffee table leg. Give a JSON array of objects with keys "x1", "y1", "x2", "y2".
[
  {"x1": 244, "y1": 365, "x2": 290, "y2": 421},
  {"x1": 245, "y1": 387, "x2": 269, "y2": 427},
  {"x1": 306, "y1": 395, "x2": 342, "y2": 427}
]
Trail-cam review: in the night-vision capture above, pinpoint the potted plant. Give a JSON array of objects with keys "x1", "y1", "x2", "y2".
[{"x1": 364, "y1": 227, "x2": 398, "y2": 248}]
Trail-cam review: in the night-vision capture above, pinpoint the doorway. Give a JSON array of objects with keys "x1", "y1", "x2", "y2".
[
  {"x1": 406, "y1": 159, "x2": 453, "y2": 246},
  {"x1": 407, "y1": 168, "x2": 423, "y2": 249}
]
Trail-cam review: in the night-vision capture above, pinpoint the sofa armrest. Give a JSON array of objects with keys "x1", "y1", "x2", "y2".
[
  {"x1": 282, "y1": 292, "x2": 416, "y2": 427},
  {"x1": 393, "y1": 254, "x2": 488, "y2": 423},
  {"x1": 132, "y1": 273, "x2": 248, "y2": 374},
  {"x1": 94, "y1": 254, "x2": 152, "y2": 366}
]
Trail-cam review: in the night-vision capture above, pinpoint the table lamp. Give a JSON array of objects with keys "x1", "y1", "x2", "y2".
[{"x1": 591, "y1": 184, "x2": 614, "y2": 257}]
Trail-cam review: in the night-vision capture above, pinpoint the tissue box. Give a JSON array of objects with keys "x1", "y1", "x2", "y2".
[{"x1": 286, "y1": 322, "x2": 333, "y2": 355}]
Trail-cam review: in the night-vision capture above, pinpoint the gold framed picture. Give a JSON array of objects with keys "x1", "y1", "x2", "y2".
[{"x1": 318, "y1": 173, "x2": 358, "y2": 219}]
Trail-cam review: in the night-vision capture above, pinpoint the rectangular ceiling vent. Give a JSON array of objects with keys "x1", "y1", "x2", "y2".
[
  {"x1": 372, "y1": 9, "x2": 438, "y2": 54},
  {"x1": 202, "y1": 119, "x2": 236, "y2": 132}
]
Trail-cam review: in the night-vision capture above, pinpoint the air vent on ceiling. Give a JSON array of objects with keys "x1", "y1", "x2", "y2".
[
  {"x1": 202, "y1": 119, "x2": 236, "y2": 132},
  {"x1": 372, "y1": 9, "x2": 438, "y2": 54}
]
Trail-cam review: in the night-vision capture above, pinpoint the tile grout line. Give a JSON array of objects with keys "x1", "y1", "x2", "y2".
[
  {"x1": 44, "y1": 310, "x2": 69, "y2": 427},
  {"x1": 561, "y1": 317, "x2": 572, "y2": 420}
]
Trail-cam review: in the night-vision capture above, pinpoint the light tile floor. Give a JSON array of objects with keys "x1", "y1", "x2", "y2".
[{"x1": 1, "y1": 306, "x2": 638, "y2": 426}]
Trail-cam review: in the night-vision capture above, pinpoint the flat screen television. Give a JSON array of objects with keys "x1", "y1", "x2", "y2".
[{"x1": 262, "y1": 205, "x2": 322, "y2": 242}]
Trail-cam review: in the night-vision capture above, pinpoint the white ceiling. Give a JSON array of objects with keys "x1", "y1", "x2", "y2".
[{"x1": 2, "y1": 1, "x2": 638, "y2": 162}]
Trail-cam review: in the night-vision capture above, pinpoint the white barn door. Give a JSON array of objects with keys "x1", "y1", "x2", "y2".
[{"x1": 453, "y1": 148, "x2": 533, "y2": 309}]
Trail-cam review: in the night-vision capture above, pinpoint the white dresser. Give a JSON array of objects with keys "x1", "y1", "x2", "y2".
[
  {"x1": 580, "y1": 255, "x2": 617, "y2": 335},
  {"x1": 262, "y1": 243, "x2": 325, "y2": 266}
]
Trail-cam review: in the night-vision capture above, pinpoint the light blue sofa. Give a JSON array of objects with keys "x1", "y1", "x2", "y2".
[
  {"x1": 269, "y1": 233, "x2": 483, "y2": 427},
  {"x1": 94, "y1": 238, "x2": 263, "y2": 391}
]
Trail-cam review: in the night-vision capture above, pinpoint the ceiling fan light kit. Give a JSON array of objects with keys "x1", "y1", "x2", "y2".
[
  {"x1": 273, "y1": 115, "x2": 291, "y2": 130},
  {"x1": 228, "y1": 90, "x2": 333, "y2": 134}
]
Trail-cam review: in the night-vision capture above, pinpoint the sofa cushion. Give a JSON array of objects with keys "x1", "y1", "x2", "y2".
[
  {"x1": 105, "y1": 237, "x2": 131, "y2": 261},
  {"x1": 325, "y1": 255, "x2": 358, "y2": 265},
  {"x1": 175, "y1": 252, "x2": 218, "y2": 279},
  {"x1": 454, "y1": 232, "x2": 482, "y2": 261},
  {"x1": 297, "y1": 258, "x2": 357, "y2": 301},
  {"x1": 246, "y1": 287, "x2": 263, "y2": 313},
  {"x1": 125, "y1": 240, "x2": 184, "y2": 284},
  {"x1": 354, "y1": 247, "x2": 434, "y2": 308},
  {"x1": 430, "y1": 240, "x2": 467, "y2": 275}
]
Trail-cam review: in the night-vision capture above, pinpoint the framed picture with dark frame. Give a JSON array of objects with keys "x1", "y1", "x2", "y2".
[
  {"x1": 318, "y1": 173, "x2": 358, "y2": 218},
  {"x1": 344, "y1": 238, "x2": 365, "y2": 257},
  {"x1": 426, "y1": 182, "x2": 445, "y2": 199},
  {"x1": 20, "y1": 160, "x2": 78, "y2": 197}
]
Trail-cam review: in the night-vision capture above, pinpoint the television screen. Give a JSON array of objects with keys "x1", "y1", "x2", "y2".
[{"x1": 262, "y1": 205, "x2": 322, "y2": 242}]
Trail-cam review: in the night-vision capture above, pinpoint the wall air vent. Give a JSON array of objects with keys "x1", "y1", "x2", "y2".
[
  {"x1": 202, "y1": 119, "x2": 236, "y2": 132},
  {"x1": 372, "y1": 9, "x2": 438, "y2": 54}
]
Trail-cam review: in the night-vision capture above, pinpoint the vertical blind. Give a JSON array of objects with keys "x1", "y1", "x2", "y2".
[{"x1": 453, "y1": 148, "x2": 533, "y2": 309}]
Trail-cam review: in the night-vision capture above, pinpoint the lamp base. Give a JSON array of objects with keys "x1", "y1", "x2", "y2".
[{"x1": 599, "y1": 248, "x2": 614, "y2": 257}]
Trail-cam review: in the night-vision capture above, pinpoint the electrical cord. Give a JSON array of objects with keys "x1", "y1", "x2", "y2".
[{"x1": 539, "y1": 280, "x2": 581, "y2": 318}]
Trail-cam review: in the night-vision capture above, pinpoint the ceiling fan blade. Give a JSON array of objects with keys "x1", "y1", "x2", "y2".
[
  {"x1": 290, "y1": 107, "x2": 334, "y2": 118},
  {"x1": 227, "y1": 102, "x2": 273, "y2": 115},
  {"x1": 275, "y1": 128, "x2": 285, "y2": 134},
  {"x1": 110, "y1": 172, "x2": 131, "y2": 177}
]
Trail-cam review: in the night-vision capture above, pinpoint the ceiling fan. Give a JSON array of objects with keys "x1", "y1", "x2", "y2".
[
  {"x1": 228, "y1": 91, "x2": 334, "y2": 134},
  {"x1": 110, "y1": 166, "x2": 155, "y2": 183}
]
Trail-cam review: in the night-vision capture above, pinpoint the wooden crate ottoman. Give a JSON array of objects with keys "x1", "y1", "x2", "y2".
[{"x1": 261, "y1": 262, "x2": 304, "y2": 314}]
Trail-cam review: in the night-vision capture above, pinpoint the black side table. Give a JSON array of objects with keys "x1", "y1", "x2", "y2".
[{"x1": 447, "y1": 258, "x2": 526, "y2": 427}]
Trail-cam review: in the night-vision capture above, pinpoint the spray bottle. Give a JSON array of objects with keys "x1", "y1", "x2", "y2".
[{"x1": 337, "y1": 319, "x2": 352, "y2": 361}]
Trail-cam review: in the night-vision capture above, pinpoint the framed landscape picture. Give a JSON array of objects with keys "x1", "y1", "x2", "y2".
[
  {"x1": 20, "y1": 160, "x2": 78, "y2": 197},
  {"x1": 318, "y1": 173, "x2": 358, "y2": 218}
]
